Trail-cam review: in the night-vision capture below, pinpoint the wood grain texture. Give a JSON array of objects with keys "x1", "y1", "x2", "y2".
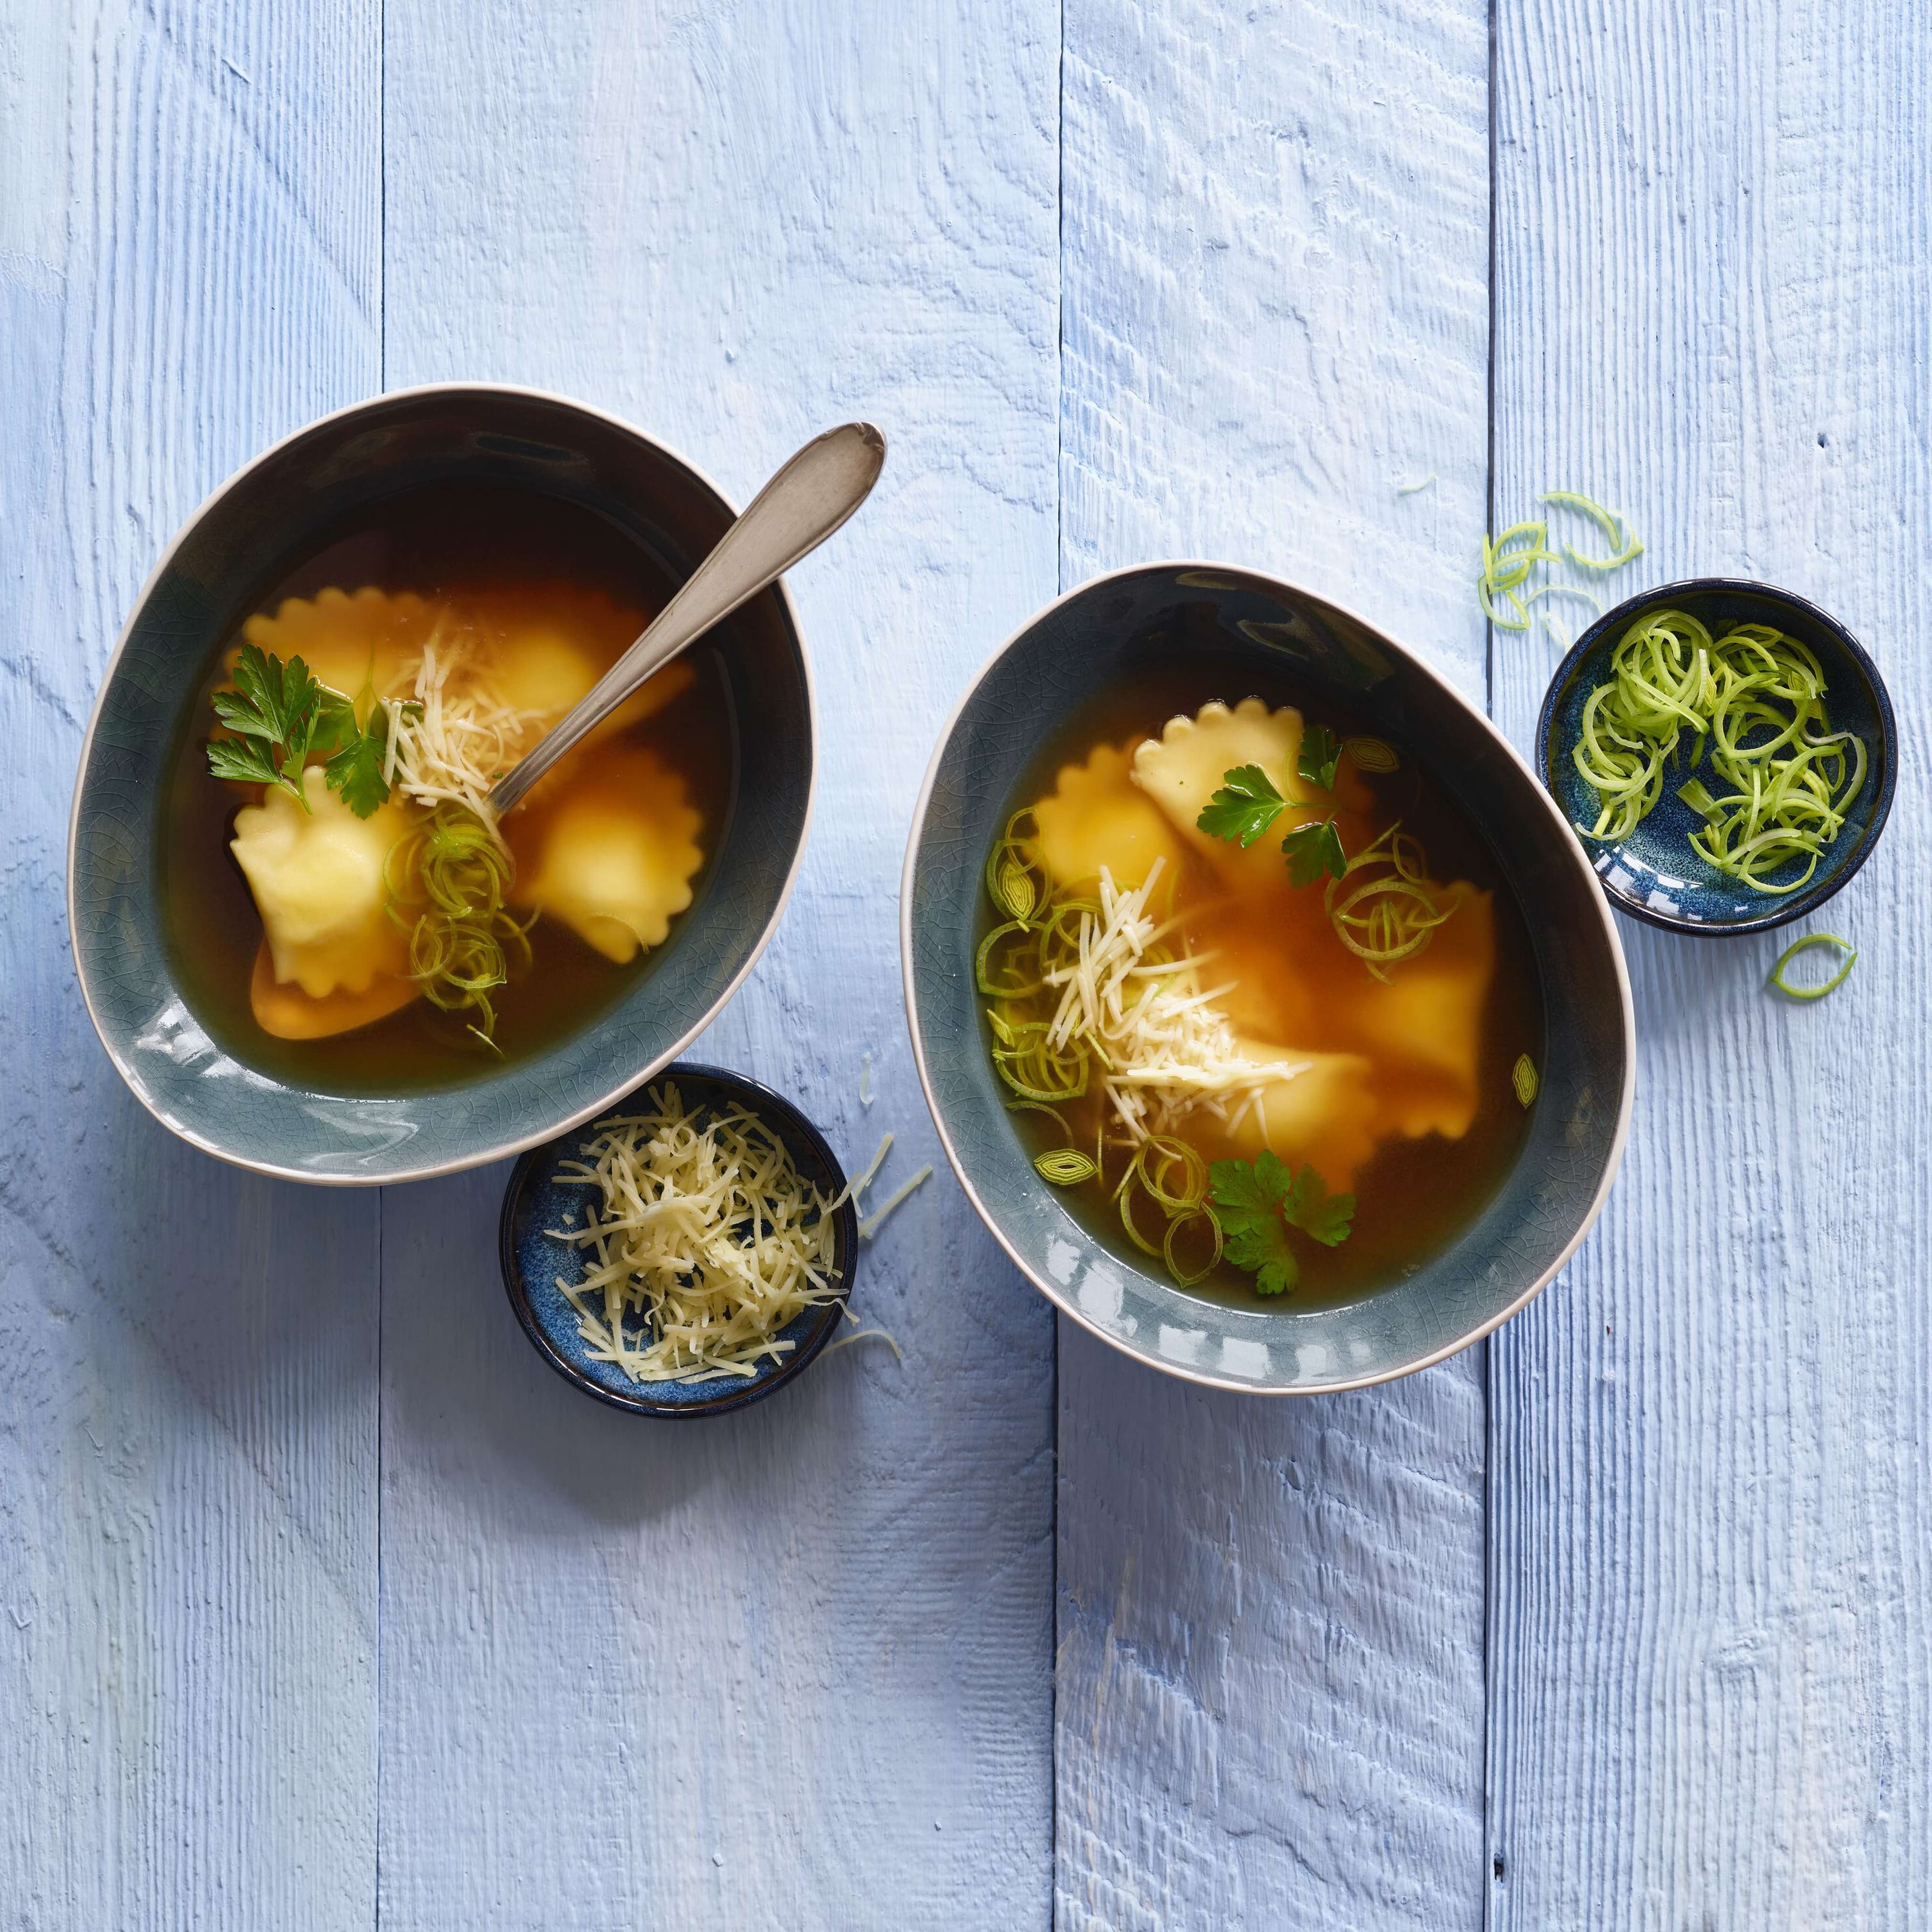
[
  {"x1": 0, "y1": 2, "x2": 381, "y2": 1928},
  {"x1": 375, "y1": 1, "x2": 1061, "y2": 1923},
  {"x1": 1054, "y1": 0, "x2": 1493, "y2": 1925},
  {"x1": 1488, "y1": 2, "x2": 1932, "y2": 1923}
]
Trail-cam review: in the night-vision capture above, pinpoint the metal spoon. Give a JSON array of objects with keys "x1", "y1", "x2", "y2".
[{"x1": 487, "y1": 420, "x2": 886, "y2": 817}]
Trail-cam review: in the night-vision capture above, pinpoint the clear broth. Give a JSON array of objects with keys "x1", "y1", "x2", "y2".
[
  {"x1": 157, "y1": 483, "x2": 738, "y2": 1094},
  {"x1": 989, "y1": 651, "x2": 1544, "y2": 1313}
]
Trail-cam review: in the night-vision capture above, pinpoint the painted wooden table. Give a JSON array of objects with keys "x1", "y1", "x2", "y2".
[{"x1": 3, "y1": 2, "x2": 1926, "y2": 1925}]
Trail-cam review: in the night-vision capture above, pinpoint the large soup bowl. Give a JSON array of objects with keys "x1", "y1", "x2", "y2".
[
  {"x1": 902, "y1": 563, "x2": 1634, "y2": 1394},
  {"x1": 68, "y1": 384, "x2": 814, "y2": 1184}
]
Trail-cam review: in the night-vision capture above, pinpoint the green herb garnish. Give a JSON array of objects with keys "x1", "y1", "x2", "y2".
[
  {"x1": 1512, "y1": 1053, "x2": 1539, "y2": 1107},
  {"x1": 1768, "y1": 932, "x2": 1857, "y2": 1002},
  {"x1": 206, "y1": 644, "x2": 410, "y2": 820},
  {"x1": 1196, "y1": 764, "x2": 1287, "y2": 847},
  {"x1": 323, "y1": 696, "x2": 420, "y2": 818},
  {"x1": 206, "y1": 643, "x2": 355, "y2": 810},
  {"x1": 1298, "y1": 724, "x2": 1342, "y2": 791},
  {"x1": 1208, "y1": 1151, "x2": 1354, "y2": 1297},
  {"x1": 1281, "y1": 815, "x2": 1347, "y2": 887}
]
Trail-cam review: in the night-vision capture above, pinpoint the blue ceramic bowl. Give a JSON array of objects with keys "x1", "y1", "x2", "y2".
[
  {"x1": 902, "y1": 561, "x2": 1635, "y2": 1396},
  {"x1": 498, "y1": 1064, "x2": 856, "y2": 1419},
  {"x1": 67, "y1": 385, "x2": 815, "y2": 1184},
  {"x1": 1535, "y1": 578, "x2": 1896, "y2": 936}
]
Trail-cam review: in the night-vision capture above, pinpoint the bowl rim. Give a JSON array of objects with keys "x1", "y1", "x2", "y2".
[
  {"x1": 497, "y1": 1061, "x2": 858, "y2": 1419},
  {"x1": 1533, "y1": 574, "x2": 1898, "y2": 937},
  {"x1": 66, "y1": 380, "x2": 817, "y2": 1186},
  {"x1": 899, "y1": 557, "x2": 1637, "y2": 1396}
]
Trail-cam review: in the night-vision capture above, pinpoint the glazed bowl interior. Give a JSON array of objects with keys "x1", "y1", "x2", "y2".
[
  {"x1": 1535, "y1": 578, "x2": 1896, "y2": 935},
  {"x1": 69, "y1": 385, "x2": 813, "y2": 1183},
  {"x1": 904, "y1": 564, "x2": 1633, "y2": 1394}
]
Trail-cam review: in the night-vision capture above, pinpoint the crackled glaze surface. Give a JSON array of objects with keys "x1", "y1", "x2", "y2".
[
  {"x1": 68, "y1": 388, "x2": 813, "y2": 1182},
  {"x1": 907, "y1": 565, "x2": 1631, "y2": 1394}
]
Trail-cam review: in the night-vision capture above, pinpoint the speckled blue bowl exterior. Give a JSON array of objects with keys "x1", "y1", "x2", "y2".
[
  {"x1": 903, "y1": 563, "x2": 1635, "y2": 1395},
  {"x1": 67, "y1": 386, "x2": 815, "y2": 1184},
  {"x1": 1535, "y1": 578, "x2": 1896, "y2": 935},
  {"x1": 498, "y1": 1064, "x2": 856, "y2": 1418}
]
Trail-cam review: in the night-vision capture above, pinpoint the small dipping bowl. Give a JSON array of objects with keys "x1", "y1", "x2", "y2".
[
  {"x1": 498, "y1": 1063, "x2": 857, "y2": 1418},
  {"x1": 1536, "y1": 577, "x2": 1897, "y2": 936}
]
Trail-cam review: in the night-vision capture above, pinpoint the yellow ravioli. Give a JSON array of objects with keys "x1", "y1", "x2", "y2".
[
  {"x1": 1032, "y1": 740, "x2": 1185, "y2": 892},
  {"x1": 1341, "y1": 883, "x2": 1496, "y2": 1140},
  {"x1": 229, "y1": 767, "x2": 412, "y2": 999},
  {"x1": 1218, "y1": 1039, "x2": 1380, "y2": 1191},
  {"x1": 511, "y1": 746, "x2": 704, "y2": 964}
]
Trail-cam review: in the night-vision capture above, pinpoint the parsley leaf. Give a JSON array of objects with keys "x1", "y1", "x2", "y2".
[
  {"x1": 1208, "y1": 1151, "x2": 1301, "y2": 1295},
  {"x1": 206, "y1": 643, "x2": 349, "y2": 811},
  {"x1": 205, "y1": 733, "x2": 284, "y2": 790},
  {"x1": 1196, "y1": 764, "x2": 1287, "y2": 847},
  {"x1": 1283, "y1": 1164, "x2": 1355, "y2": 1246},
  {"x1": 1280, "y1": 815, "x2": 1347, "y2": 887},
  {"x1": 322, "y1": 697, "x2": 418, "y2": 819},
  {"x1": 1297, "y1": 723, "x2": 1342, "y2": 791},
  {"x1": 1208, "y1": 1151, "x2": 1356, "y2": 1296}
]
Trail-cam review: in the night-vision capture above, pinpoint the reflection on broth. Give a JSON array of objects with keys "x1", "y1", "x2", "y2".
[
  {"x1": 159, "y1": 486, "x2": 736, "y2": 1092},
  {"x1": 982, "y1": 656, "x2": 1542, "y2": 1313}
]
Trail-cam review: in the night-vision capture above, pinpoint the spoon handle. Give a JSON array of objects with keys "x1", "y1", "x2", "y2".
[{"x1": 488, "y1": 420, "x2": 886, "y2": 816}]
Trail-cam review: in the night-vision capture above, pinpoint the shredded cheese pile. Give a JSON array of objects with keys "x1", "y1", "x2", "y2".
[
  {"x1": 1042, "y1": 861, "x2": 1309, "y2": 1146},
  {"x1": 388, "y1": 618, "x2": 548, "y2": 833},
  {"x1": 550, "y1": 1083, "x2": 845, "y2": 1383}
]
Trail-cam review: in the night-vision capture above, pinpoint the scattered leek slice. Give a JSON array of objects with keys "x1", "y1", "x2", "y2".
[
  {"x1": 1541, "y1": 491, "x2": 1644, "y2": 571},
  {"x1": 1344, "y1": 734, "x2": 1400, "y2": 773},
  {"x1": 1036, "y1": 1148, "x2": 1099, "y2": 1187},
  {"x1": 1512, "y1": 1053, "x2": 1539, "y2": 1107},
  {"x1": 1478, "y1": 522, "x2": 1564, "y2": 631},
  {"x1": 1479, "y1": 494, "x2": 1642, "y2": 634},
  {"x1": 1007, "y1": 1098, "x2": 1099, "y2": 1187},
  {"x1": 985, "y1": 808, "x2": 1045, "y2": 923},
  {"x1": 1768, "y1": 932, "x2": 1857, "y2": 1001},
  {"x1": 1323, "y1": 822, "x2": 1453, "y2": 981}
]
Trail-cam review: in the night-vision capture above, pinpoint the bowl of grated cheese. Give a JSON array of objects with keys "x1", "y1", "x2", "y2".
[{"x1": 498, "y1": 1064, "x2": 864, "y2": 1416}]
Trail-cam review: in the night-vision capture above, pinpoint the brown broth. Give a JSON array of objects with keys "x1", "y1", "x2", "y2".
[
  {"x1": 988, "y1": 652, "x2": 1543, "y2": 1313},
  {"x1": 157, "y1": 483, "x2": 737, "y2": 1094}
]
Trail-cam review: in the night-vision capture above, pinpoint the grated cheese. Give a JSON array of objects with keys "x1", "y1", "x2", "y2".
[
  {"x1": 826, "y1": 1326, "x2": 905, "y2": 1363},
  {"x1": 1042, "y1": 861, "x2": 1310, "y2": 1147},
  {"x1": 859, "y1": 1165, "x2": 932, "y2": 1241},
  {"x1": 388, "y1": 616, "x2": 550, "y2": 837},
  {"x1": 549, "y1": 1082, "x2": 845, "y2": 1383},
  {"x1": 841, "y1": 1132, "x2": 893, "y2": 1208}
]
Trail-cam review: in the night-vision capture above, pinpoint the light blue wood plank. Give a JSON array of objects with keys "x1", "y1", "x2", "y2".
[
  {"x1": 1488, "y1": 2, "x2": 1932, "y2": 1923},
  {"x1": 1054, "y1": 0, "x2": 1494, "y2": 1924},
  {"x1": 374, "y1": 2, "x2": 1061, "y2": 1923},
  {"x1": 0, "y1": 2, "x2": 382, "y2": 1927}
]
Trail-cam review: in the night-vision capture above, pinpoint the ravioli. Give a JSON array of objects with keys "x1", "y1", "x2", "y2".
[
  {"x1": 240, "y1": 587, "x2": 438, "y2": 710},
  {"x1": 510, "y1": 745, "x2": 704, "y2": 964},
  {"x1": 1131, "y1": 697, "x2": 1317, "y2": 893},
  {"x1": 1218, "y1": 1040, "x2": 1380, "y2": 1190},
  {"x1": 249, "y1": 941, "x2": 419, "y2": 1040},
  {"x1": 1131, "y1": 696, "x2": 1375, "y2": 895},
  {"x1": 1340, "y1": 883, "x2": 1496, "y2": 1140},
  {"x1": 229, "y1": 767, "x2": 413, "y2": 999},
  {"x1": 1032, "y1": 740, "x2": 1185, "y2": 891}
]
